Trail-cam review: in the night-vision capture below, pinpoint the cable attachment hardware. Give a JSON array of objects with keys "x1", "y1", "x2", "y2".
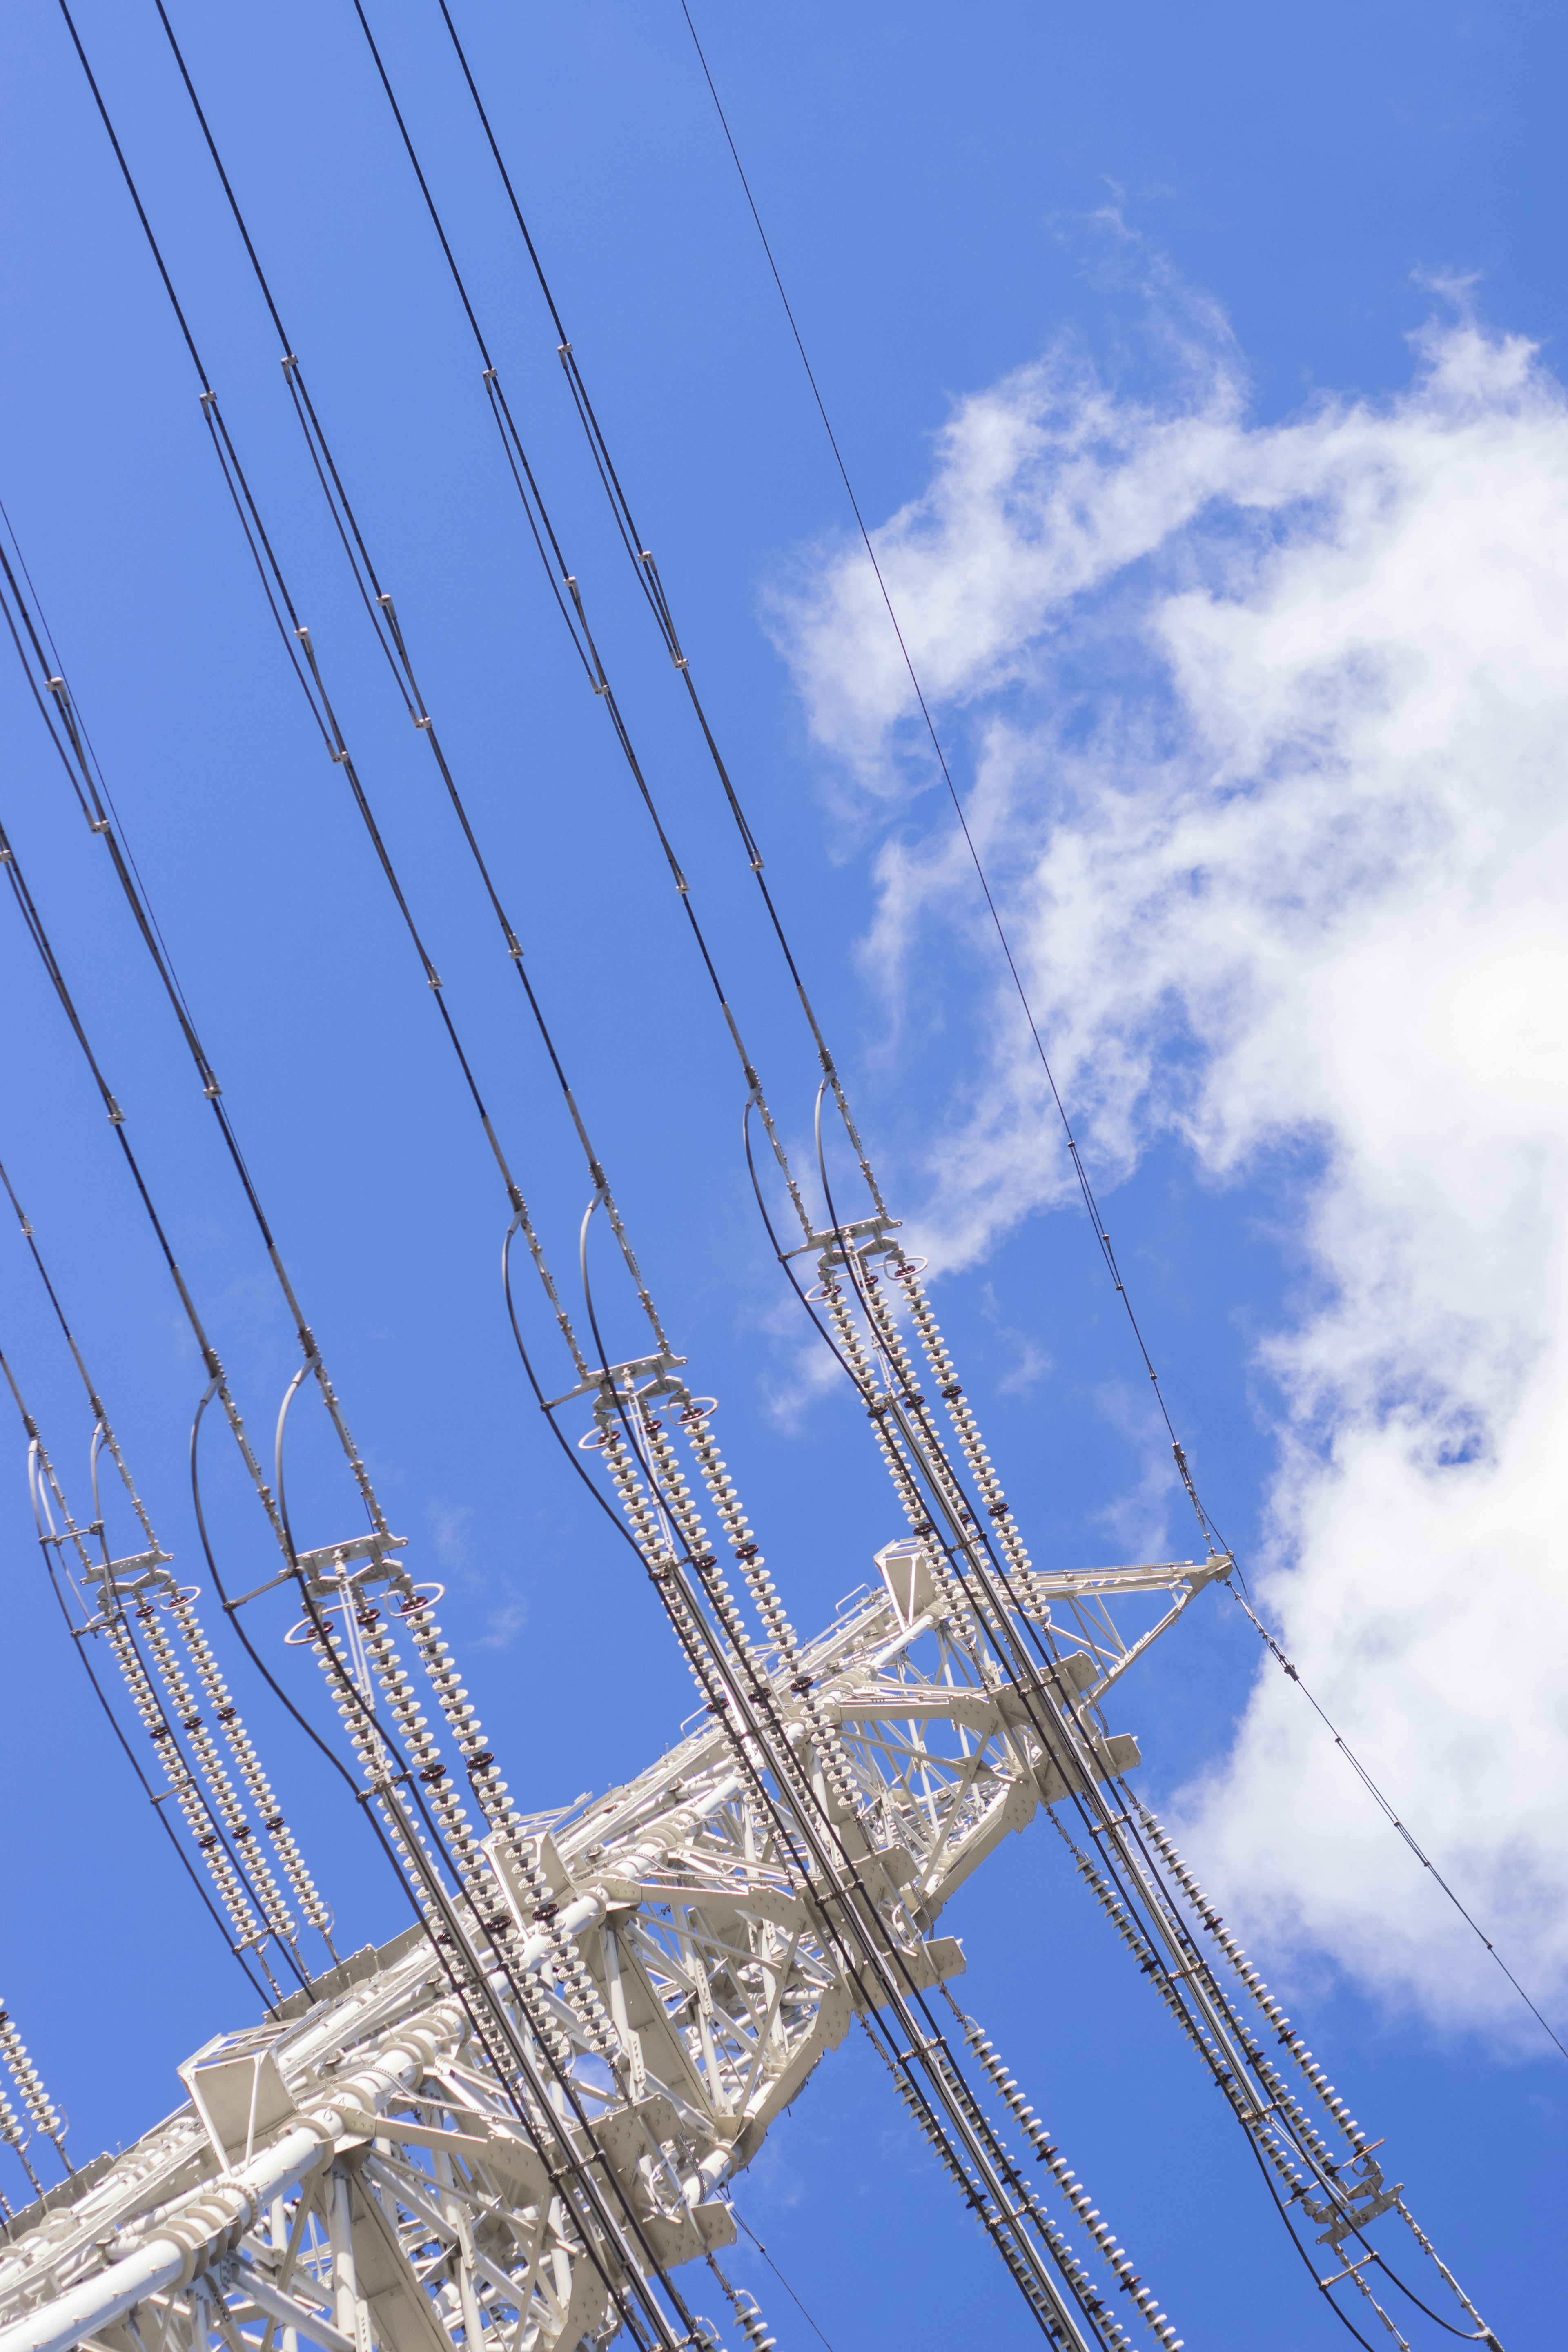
[
  {"x1": 783, "y1": 1210, "x2": 902, "y2": 1268},
  {"x1": 546, "y1": 1350, "x2": 689, "y2": 1415}
]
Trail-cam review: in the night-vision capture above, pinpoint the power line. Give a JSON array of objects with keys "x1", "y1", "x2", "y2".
[
  {"x1": 322, "y1": 18, "x2": 1533, "y2": 2319},
  {"x1": 676, "y1": 0, "x2": 1192, "y2": 1472},
  {"x1": 674, "y1": 0, "x2": 1566, "y2": 2071},
  {"x1": 23, "y1": 14, "x2": 1525, "y2": 2337},
  {"x1": 1227, "y1": 1581, "x2": 1568, "y2": 2065},
  {"x1": 33, "y1": 27, "x2": 1143, "y2": 2335},
  {"x1": 731, "y1": 2214, "x2": 837, "y2": 2352}
]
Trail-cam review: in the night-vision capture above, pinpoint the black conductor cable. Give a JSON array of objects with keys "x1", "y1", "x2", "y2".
[
  {"x1": 347, "y1": 0, "x2": 874, "y2": 1220},
  {"x1": 147, "y1": 0, "x2": 774, "y2": 1218},
  {"x1": 731, "y1": 2216, "x2": 837, "y2": 2352},
  {"x1": 22, "y1": 35, "x2": 1043, "y2": 2332},
  {"x1": 0, "y1": 1009, "x2": 696, "y2": 2349},
  {"x1": 2, "y1": 294, "x2": 746, "y2": 2352},
  {"x1": 797, "y1": 1033, "x2": 1504, "y2": 2338},
  {"x1": 545, "y1": 1136, "x2": 1152, "y2": 2337},
  {"x1": 670, "y1": 2, "x2": 1568, "y2": 2094},
  {"x1": 329, "y1": 0, "x2": 1210, "y2": 1781},
  {"x1": 503, "y1": 1301, "x2": 1106, "y2": 2344},
  {"x1": 188, "y1": 1359, "x2": 758, "y2": 2352},
  {"x1": 0, "y1": 497, "x2": 198, "y2": 1058},
  {"x1": 59, "y1": 0, "x2": 990, "y2": 2140},
  {"x1": 187, "y1": 1448, "x2": 686, "y2": 2352},
  {"x1": 425, "y1": 0, "x2": 1558, "y2": 2094},
  {"x1": 118, "y1": 19, "x2": 1118, "y2": 2246},
  {"x1": 169, "y1": 0, "x2": 1101, "y2": 1773},
  {"x1": 0, "y1": 459, "x2": 725, "y2": 2352},
  {"x1": 1, "y1": 552, "x2": 1403, "y2": 2345},
  {"x1": 102, "y1": 0, "x2": 713, "y2": 1413},
  {"x1": 409, "y1": 28, "x2": 1345, "y2": 2164},
  {"x1": 799, "y1": 1111, "x2": 1440, "y2": 2341},
  {"x1": 551, "y1": 1277, "x2": 1127, "y2": 2345},
  {"x1": 2, "y1": 681, "x2": 1127, "y2": 2347},
  {"x1": 423, "y1": 0, "x2": 1409, "y2": 2081},
  {"x1": 409, "y1": 0, "x2": 1215, "y2": 1803},
  {"x1": 670, "y1": 0, "x2": 1179, "y2": 1418},
  {"x1": 505, "y1": 1212, "x2": 1137, "y2": 2342},
  {"x1": 154, "y1": 0, "x2": 1023, "y2": 1802},
  {"x1": 417, "y1": 1, "x2": 813, "y2": 955},
  {"x1": 380, "y1": 5, "x2": 1546, "y2": 2093},
  {"x1": 127, "y1": 13, "x2": 1535, "y2": 2334},
  {"x1": 56, "y1": 14, "x2": 1424, "y2": 2337}
]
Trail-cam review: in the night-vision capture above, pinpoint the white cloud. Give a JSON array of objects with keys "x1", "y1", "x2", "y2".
[
  {"x1": 476, "y1": 1595, "x2": 528, "y2": 1653},
  {"x1": 772, "y1": 294, "x2": 1568, "y2": 2042}
]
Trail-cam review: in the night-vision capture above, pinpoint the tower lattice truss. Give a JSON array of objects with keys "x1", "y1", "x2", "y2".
[{"x1": 0, "y1": 1539, "x2": 1484, "y2": 2352}]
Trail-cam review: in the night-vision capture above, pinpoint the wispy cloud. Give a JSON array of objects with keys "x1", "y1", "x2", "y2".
[
  {"x1": 428, "y1": 1501, "x2": 473, "y2": 1573},
  {"x1": 773, "y1": 284, "x2": 1568, "y2": 2041},
  {"x1": 475, "y1": 1597, "x2": 528, "y2": 1653}
]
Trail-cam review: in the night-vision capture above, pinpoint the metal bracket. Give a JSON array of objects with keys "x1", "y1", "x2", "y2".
[
  {"x1": 782, "y1": 1213, "x2": 902, "y2": 1265},
  {"x1": 1316, "y1": 2183, "x2": 1404, "y2": 2248},
  {"x1": 291, "y1": 1534, "x2": 407, "y2": 1588},
  {"x1": 94, "y1": 1547, "x2": 174, "y2": 1597},
  {"x1": 227, "y1": 1533, "x2": 407, "y2": 1612},
  {"x1": 544, "y1": 1352, "x2": 688, "y2": 1413}
]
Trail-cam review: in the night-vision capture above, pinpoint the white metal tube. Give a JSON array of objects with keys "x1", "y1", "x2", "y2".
[
  {"x1": 0, "y1": 2121, "x2": 329, "y2": 2352},
  {"x1": 0, "y1": 2005, "x2": 467, "y2": 2352}
]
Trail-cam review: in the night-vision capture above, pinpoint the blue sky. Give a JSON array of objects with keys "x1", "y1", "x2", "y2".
[{"x1": 0, "y1": 2, "x2": 1563, "y2": 2345}]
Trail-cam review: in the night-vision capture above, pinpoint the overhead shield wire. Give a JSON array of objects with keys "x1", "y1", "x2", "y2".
[
  {"x1": 131, "y1": 3, "x2": 1492, "y2": 2336},
  {"x1": 41, "y1": 6, "x2": 1503, "y2": 2343},
  {"x1": 1, "y1": 586, "x2": 745, "y2": 2352},
  {"x1": 43, "y1": 11, "x2": 1158, "y2": 2339},
  {"x1": 421, "y1": 0, "x2": 1557, "y2": 2088},
  {"x1": 0, "y1": 605, "x2": 721, "y2": 2352},
  {"x1": 666, "y1": 0, "x2": 1561, "y2": 2076},
  {"x1": 129, "y1": 6, "x2": 1198, "y2": 2341},
  {"x1": 23, "y1": 14, "x2": 1013, "y2": 2348},
  {"x1": 18, "y1": 39, "x2": 775, "y2": 2352},
  {"x1": 350, "y1": 9, "x2": 1520, "y2": 2335},
  {"x1": 364, "y1": 26, "x2": 1537, "y2": 2333}
]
